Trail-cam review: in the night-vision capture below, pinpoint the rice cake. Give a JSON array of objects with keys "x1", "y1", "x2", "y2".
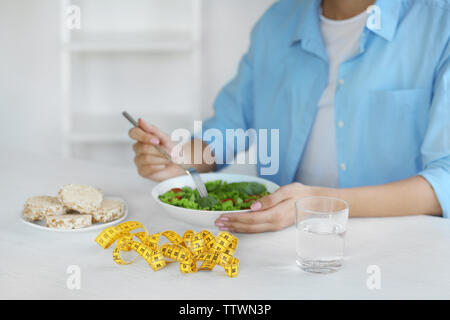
[
  {"x1": 23, "y1": 196, "x2": 65, "y2": 221},
  {"x1": 92, "y1": 199, "x2": 124, "y2": 223},
  {"x1": 45, "y1": 214, "x2": 92, "y2": 230},
  {"x1": 58, "y1": 184, "x2": 103, "y2": 214}
]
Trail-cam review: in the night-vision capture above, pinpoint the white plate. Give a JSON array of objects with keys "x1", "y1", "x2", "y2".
[
  {"x1": 152, "y1": 173, "x2": 280, "y2": 228},
  {"x1": 20, "y1": 196, "x2": 128, "y2": 233}
]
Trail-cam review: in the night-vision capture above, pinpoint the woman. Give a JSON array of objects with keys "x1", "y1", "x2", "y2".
[{"x1": 129, "y1": 0, "x2": 450, "y2": 233}]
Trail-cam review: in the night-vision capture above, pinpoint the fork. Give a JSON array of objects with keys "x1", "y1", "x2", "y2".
[{"x1": 122, "y1": 111, "x2": 209, "y2": 198}]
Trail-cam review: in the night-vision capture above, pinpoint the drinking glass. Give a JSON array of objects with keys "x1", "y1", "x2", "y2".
[{"x1": 295, "y1": 196, "x2": 349, "y2": 273}]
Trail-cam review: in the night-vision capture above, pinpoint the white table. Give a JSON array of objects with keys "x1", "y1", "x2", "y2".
[{"x1": 1, "y1": 148, "x2": 449, "y2": 300}]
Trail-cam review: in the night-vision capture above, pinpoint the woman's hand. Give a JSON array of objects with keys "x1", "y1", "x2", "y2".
[
  {"x1": 214, "y1": 182, "x2": 322, "y2": 233},
  {"x1": 129, "y1": 119, "x2": 185, "y2": 181}
]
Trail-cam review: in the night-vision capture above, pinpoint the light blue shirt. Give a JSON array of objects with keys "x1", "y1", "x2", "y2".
[{"x1": 201, "y1": 0, "x2": 450, "y2": 218}]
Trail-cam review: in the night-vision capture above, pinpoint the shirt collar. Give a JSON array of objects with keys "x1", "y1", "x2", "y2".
[
  {"x1": 368, "y1": 0, "x2": 402, "y2": 42},
  {"x1": 290, "y1": 0, "x2": 322, "y2": 45},
  {"x1": 290, "y1": 0, "x2": 402, "y2": 45}
]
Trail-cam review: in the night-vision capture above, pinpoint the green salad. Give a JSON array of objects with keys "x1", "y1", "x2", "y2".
[{"x1": 159, "y1": 180, "x2": 270, "y2": 211}]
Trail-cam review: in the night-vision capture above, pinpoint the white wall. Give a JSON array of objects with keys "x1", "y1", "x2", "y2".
[
  {"x1": 201, "y1": 0, "x2": 275, "y2": 118},
  {"x1": 0, "y1": 0, "x2": 62, "y2": 156},
  {"x1": 0, "y1": 0, "x2": 276, "y2": 168}
]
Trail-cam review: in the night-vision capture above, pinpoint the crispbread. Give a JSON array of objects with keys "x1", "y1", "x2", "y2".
[
  {"x1": 23, "y1": 196, "x2": 65, "y2": 221},
  {"x1": 45, "y1": 214, "x2": 93, "y2": 230},
  {"x1": 92, "y1": 199, "x2": 125, "y2": 223},
  {"x1": 58, "y1": 184, "x2": 103, "y2": 214}
]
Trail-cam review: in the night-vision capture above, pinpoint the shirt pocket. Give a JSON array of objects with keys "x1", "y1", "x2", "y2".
[
  {"x1": 370, "y1": 88, "x2": 432, "y2": 110},
  {"x1": 366, "y1": 88, "x2": 432, "y2": 166}
]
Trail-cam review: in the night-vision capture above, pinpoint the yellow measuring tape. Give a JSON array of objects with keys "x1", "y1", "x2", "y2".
[{"x1": 95, "y1": 221, "x2": 239, "y2": 277}]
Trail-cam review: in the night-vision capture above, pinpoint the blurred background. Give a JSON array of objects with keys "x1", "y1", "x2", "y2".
[{"x1": 0, "y1": 0, "x2": 275, "y2": 171}]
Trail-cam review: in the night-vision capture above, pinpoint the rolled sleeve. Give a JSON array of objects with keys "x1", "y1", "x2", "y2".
[
  {"x1": 419, "y1": 157, "x2": 450, "y2": 218},
  {"x1": 419, "y1": 40, "x2": 450, "y2": 218}
]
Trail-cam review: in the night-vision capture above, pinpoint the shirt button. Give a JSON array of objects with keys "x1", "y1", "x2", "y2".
[
  {"x1": 338, "y1": 121, "x2": 344, "y2": 128},
  {"x1": 340, "y1": 163, "x2": 347, "y2": 171},
  {"x1": 339, "y1": 79, "x2": 345, "y2": 86}
]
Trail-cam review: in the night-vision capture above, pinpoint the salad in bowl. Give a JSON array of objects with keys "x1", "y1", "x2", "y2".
[
  {"x1": 158, "y1": 180, "x2": 270, "y2": 211},
  {"x1": 152, "y1": 173, "x2": 279, "y2": 228}
]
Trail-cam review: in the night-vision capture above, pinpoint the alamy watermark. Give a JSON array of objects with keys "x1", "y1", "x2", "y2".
[
  {"x1": 65, "y1": 4, "x2": 381, "y2": 34},
  {"x1": 366, "y1": 5, "x2": 381, "y2": 30},
  {"x1": 66, "y1": 4, "x2": 81, "y2": 30},
  {"x1": 366, "y1": 265, "x2": 381, "y2": 290},
  {"x1": 66, "y1": 265, "x2": 81, "y2": 290},
  {"x1": 170, "y1": 121, "x2": 280, "y2": 176}
]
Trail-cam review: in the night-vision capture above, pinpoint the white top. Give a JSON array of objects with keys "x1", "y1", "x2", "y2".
[
  {"x1": 1, "y1": 148, "x2": 450, "y2": 299},
  {"x1": 296, "y1": 11, "x2": 367, "y2": 187}
]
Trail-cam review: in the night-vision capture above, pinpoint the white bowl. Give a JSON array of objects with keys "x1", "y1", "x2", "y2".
[{"x1": 152, "y1": 173, "x2": 280, "y2": 228}]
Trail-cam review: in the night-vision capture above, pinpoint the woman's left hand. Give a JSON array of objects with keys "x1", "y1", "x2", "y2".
[{"x1": 214, "y1": 182, "x2": 323, "y2": 233}]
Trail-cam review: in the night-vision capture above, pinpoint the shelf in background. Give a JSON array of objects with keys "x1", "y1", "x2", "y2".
[
  {"x1": 67, "y1": 112, "x2": 197, "y2": 144},
  {"x1": 64, "y1": 31, "x2": 197, "y2": 53},
  {"x1": 60, "y1": 0, "x2": 203, "y2": 161}
]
